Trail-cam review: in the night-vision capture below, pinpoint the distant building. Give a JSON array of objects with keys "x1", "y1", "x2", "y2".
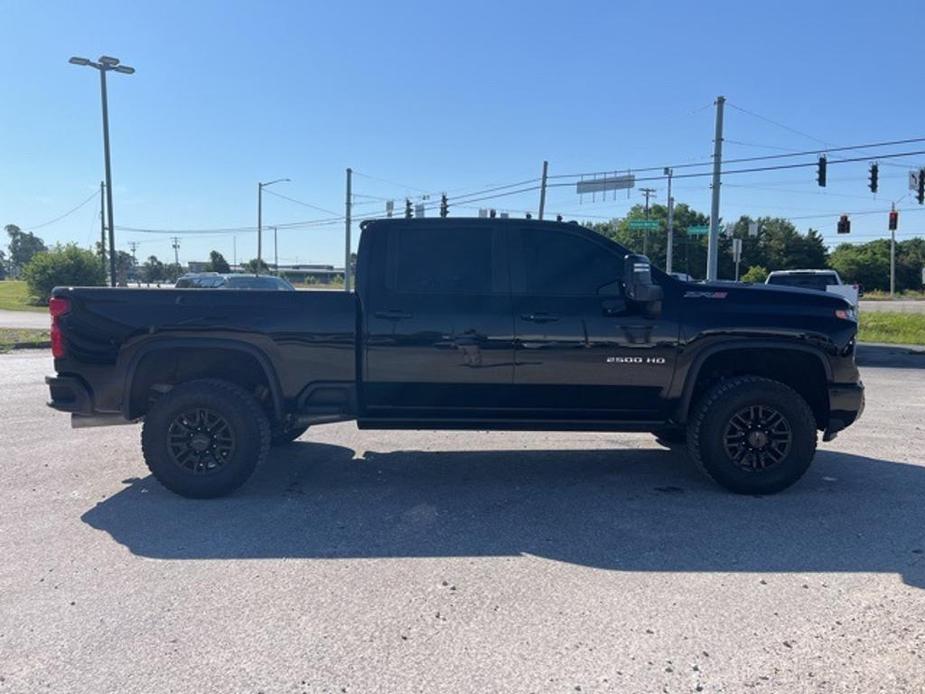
[{"x1": 187, "y1": 261, "x2": 210, "y2": 273}]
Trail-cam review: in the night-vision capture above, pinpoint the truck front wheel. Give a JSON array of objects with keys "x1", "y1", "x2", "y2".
[
  {"x1": 687, "y1": 376, "x2": 817, "y2": 495},
  {"x1": 141, "y1": 379, "x2": 270, "y2": 498}
]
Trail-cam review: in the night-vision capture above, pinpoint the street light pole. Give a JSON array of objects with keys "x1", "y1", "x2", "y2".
[
  {"x1": 98, "y1": 66, "x2": 117, "y2": 286},
  {"x1": 257, "y1": 178, "x2": 289, "y2": 275},
  {"x1": 69, "y1": 55, "x2": 134, "y2": 287}
]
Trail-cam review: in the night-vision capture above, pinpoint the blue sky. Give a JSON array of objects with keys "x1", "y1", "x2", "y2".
[{"x1": 2, "y1": 0, "x2": 924, "y2": 269}]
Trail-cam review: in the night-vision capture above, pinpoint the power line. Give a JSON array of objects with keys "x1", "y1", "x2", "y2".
[
  {"x1": 549, "y1": 136, "x2": 925, "y2": 181},
  {"x1": 725, "y1": 102, "x2": 833, "y2": 147},
  {"x1": 261, "y1": 188, "x2": 340, "y2": 216},
  {"x1": 22, "y1": 189, "x2": 101, "y2": 231}
]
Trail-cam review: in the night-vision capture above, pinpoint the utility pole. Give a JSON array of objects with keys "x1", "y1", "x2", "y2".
[
  {"x1": 890, "y1": 201, "x2": 896, "y2": 298},
  {"x1": 640, "y1": 187, "x2": 657, "y2": 256},
  {"x1": 256, "y1": 183, "x2": 262, "y2": 274},
  {"x1": 171, "y1": 236, "x2": 180, "y2": 268},
  {"x1": 272, "y1": 226, "x2": 279, "y2": 275},
  {"x1": 538, "y1": 160, "x2": 549, "y2": 220},
  {"x1": 99, "y1": 181, "x2": 107, "y2": 277},
  {"x1": 128, "y1": 241, "x2": 138, "y2": 285},
  {"x1": 707, "y1": 95, "x2": 726, "y2": 281},
  {"x1": 233, "y1": 236, "x2": 237, "y2": 270},
  {"x1": 345, "y1": 167, "x2": 353, "y2": 292},
  {"x1": 664, "y1": 168, "x2": 674, "y2": 274}
]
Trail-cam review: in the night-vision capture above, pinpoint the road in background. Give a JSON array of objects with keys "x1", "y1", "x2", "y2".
[
  {"x1": 0, "y1": 348, "x2": 923, "y2": 692},
  {"x1": 0, "y1": 309, "x2": 48, "y2": 330},
  {"x1": 861, "y1": 299, "x2": 925, "y2": 313}
]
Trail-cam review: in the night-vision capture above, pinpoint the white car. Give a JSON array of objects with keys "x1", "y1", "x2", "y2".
[{"x1": 765, "y1": 269, "x2": 860, "y2": 308}]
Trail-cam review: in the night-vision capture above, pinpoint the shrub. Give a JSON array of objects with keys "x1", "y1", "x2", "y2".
[
  {"x1": 22, "y1": 245, "x2": 106, "y2": 304},
  {"x1": 741, "y1": 265, "x2": 769, "y2": 284}
]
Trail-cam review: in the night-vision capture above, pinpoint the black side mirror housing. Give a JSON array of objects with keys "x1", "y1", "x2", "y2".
[{"x1": 624, "y1": 254, "x2": 664, "y2": 304}]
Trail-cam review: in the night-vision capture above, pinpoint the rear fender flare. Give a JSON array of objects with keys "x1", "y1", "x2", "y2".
[{"x1": 120, "y1": 337, "x2": 284, "y2": 422}]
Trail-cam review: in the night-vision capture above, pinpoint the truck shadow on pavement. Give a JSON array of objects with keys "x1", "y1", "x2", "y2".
[{"x1": 82, "y1": 443, "x2": 925, "y2": 588}]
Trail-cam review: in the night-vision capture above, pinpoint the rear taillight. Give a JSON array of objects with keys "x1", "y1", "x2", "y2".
[{"x1": 49, "y1": 297, "x2": 70, "y2": 359}]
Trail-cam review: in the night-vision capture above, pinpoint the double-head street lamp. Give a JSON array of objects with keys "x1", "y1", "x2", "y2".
[
  {"x1": 257, "y1": 178, "x2": 289, "y2": 275},
  {"x1": 69, "y1": 55, "x2": 135, "y2": 287}
]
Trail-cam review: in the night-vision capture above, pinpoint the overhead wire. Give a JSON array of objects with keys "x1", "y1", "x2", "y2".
[{"x1": 22, "y1": 189, "x2": 101, "y2": 231}]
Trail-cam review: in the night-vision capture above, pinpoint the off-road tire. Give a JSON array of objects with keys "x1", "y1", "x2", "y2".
[
  {"x1": 687, "y1": 376, "x2": 817, "y2": 495},
  {"x1": 141, "y1": 379, "x2": 270, "y2": 498}
]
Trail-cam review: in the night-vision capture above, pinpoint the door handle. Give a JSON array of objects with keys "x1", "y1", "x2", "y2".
[
  {"x1": 374, "y1": 309, "x2": 413, "y2": 320},
  {"x1": 521, "y1": 312, "x2": 559, "y2": 324}
]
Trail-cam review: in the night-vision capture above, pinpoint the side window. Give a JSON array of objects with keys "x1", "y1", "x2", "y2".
[
  {"x1": 518, "y1": 228, "x2": 622, "y2": 296},
  {"x1": 394, "y1": 226, "x2": 493, "y2": 294}
]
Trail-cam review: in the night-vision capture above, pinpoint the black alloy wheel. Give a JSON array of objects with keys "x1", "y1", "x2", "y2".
[
  {"x1": 166, "y1": 407, "x2": 236, "y2": 475},
  {"x1": 722, "y1": 405, "x2": 792, "y2": 472}
]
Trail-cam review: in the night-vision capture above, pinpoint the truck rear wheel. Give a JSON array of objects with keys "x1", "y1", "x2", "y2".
[
  {"x1": 687, "y1": 376, "x2": 817, "y2": 495},
  {"x1": 141, "y1": 379, "x2": 270, "y2": 498}
]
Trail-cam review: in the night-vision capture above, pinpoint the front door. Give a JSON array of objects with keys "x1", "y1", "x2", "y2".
[
  {"x1": 509, "y1": 225, "x2": 678, "y2": 419},
  {"x1": 363, "y1": 221, "x2": 514, "y2": 418}
]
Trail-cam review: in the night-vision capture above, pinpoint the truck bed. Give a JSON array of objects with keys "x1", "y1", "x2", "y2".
[{"x1": 50, "y1": 286, "x2": 358, "y2": 418}]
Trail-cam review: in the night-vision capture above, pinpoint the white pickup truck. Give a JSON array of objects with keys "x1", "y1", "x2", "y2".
[{"x1": 765, "y1": 269, "x2": 860, "y2": 308}]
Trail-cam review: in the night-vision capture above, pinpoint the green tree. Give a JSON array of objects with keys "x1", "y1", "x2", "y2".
[
  {"x1": 141, "y1": 255, "x2": 167, "y2": 283},
  {"x1": 22, "y1": 244, "x2": 105, "y2": 303},
  {"x1": 242, "y1": 257, "x2": 270, "y2": 274},
  {"x1": 741, "y1": 265, "x2": 769, "y2": 283},
  {"x1": 830, "y1": 239, "x2": 925, "y2": 292},
  {"x1": 165, "y1": 263, "x2": 183, "y2": 282},
  {"x1": 589, "y1": 203, "x2": 710, "y2": 278},
  {"x1": 0, "y1": 249, "x2": 7, "y2": 280},
  {"x1": 5, "y1": 224, "x2": 48, "y2": 272},
  {"x1": 206, "y1": 250, "x2": 231, "y2": 273},
  {"x1": 114, "y1": 251, "x2": 136, "y2": 286}
]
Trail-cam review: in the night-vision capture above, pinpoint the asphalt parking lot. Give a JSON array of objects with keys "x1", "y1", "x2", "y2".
[{"x1": 1, "y1": 347, "x2": 924, "y2": 693}]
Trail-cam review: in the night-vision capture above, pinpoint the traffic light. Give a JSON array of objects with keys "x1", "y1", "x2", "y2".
[
  {"x1": 868, "y1": 163, "x2": 879, "y2": 193},
  {"x1": 439, "y1": 193, "x2": 448, "y2": 218},
  {"x1": 837, "y1": 214, "x2": 850, "y2": 234},
  {"x1": 889, "y1": 210, "x2": 898, "y2": 231},
  {"x1": 816, "y1": 155, "x2": 827, "y2": 187},
  {"x1": 404, "y1": 198, "x2": 413, "y2": 219},
  {"x1": 918, "y1": 169, "x2": 925, "y2": 205}
]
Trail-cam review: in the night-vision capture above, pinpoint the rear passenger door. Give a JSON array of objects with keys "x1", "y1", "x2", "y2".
[{"x1": 363, "y1": 222, "x2": 514, "y2": 417}]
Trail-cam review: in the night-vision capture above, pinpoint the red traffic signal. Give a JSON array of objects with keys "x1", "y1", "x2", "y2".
[
  {"x1": 837, "y1": 214, "x2": 850, "y2": 234},
  {"x1": 889, "y1": 210, "x2": 898, "y2": 231}
]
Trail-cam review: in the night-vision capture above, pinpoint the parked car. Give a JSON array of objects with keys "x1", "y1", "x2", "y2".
[
  {"x1": 46, "y1": 218, "x2": 863, "y2": 498},
  {"x1": 766, "y1": 269, "x2": 860, "y2": 309},
  {"x1": 175, "y1": 273, "x2": 295, "y2": 291}
]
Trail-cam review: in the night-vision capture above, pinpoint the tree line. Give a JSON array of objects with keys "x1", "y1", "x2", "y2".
[{"x1": 589, "y1": 203, "x2": 924, "y2": 292}]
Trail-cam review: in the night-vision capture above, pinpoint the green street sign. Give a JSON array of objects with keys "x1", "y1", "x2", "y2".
[
  {"x1": 687, "y1": 225, "x2": 710, "y2": 235},
  {"x1": 627, "y1": 219, "x2": 660, "y2": 231}
]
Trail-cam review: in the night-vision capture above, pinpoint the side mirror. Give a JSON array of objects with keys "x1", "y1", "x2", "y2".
[{"x1": 624, "y1": 253, "x2": 664, "y2": 304}]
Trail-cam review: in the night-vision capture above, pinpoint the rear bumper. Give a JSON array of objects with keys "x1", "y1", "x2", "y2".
[
  {"x1": 45, "y1": 375, "x2": 93, "y2": 414},
  {"x1": 824, "y1": 381, "x2": 865, "y2": 440}
]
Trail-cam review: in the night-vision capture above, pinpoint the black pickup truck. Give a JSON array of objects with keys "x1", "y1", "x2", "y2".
[{"x1": 46, "y1": 218, "x2": 864, "y2": 498}]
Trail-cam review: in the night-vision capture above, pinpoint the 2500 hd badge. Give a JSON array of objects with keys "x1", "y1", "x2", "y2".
[{"x1": 606, "y1": 356, "x2": 667, "y2": 364}]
